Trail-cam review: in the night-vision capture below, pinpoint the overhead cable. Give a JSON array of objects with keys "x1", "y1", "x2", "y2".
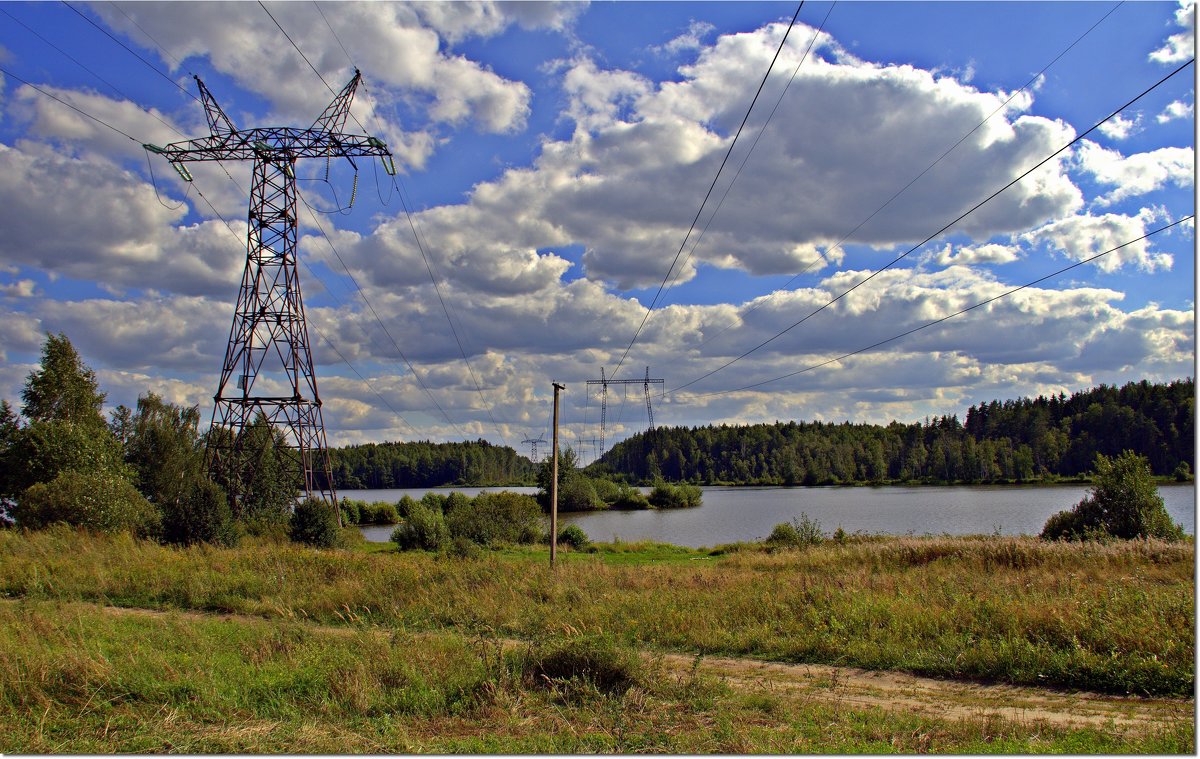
[
  {"x1": 281, "y1": 0, "x2": 511, "y2": 445},
  {"x1": 0, "y1": 64, "x2": 141, "y2": 143},
  {"x1": 393, "y1": 177, "x2": 511, "y2": 446},
  {"x1": 295, "y1": 189, "x2": 473, "y2": 440},
  {"x1": 660, "y1": 2, "x2": 837, "y2": 308},
  {"x1": 669, "y1": 56, "x2": 1196, "y2": 394},
  {"x1": 609, "y1": 1, "x2": 806, "y2": 380},
  {"x1": 60, "y1": 1, "x2": 199, "y2": 103},
  {"x1": 686, "y1": 0, "x2": 1125, "y2": 351},
  {"x1": 689, "y1": 214, "x2": 1195, "y2": 397},
  {"x1": 257, "y1": 1, "x2": 337, "y2": 97},
  {"x1": 108, "y1": 1, "x2": 186, "y2": 71}
]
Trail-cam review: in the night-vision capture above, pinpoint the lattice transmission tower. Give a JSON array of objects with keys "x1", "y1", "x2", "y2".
[
  {"x1": 146, "y1": 70, "x2": 395, "y2": 517},
  {"x1": 523, "y1": 435, "x2": 548, "y2": 463},
  {"x1": 586, "y1": 366, "x2": 664, "y2": 455}
]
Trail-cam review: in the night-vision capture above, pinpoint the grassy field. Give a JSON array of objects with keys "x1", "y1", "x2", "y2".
[{"x1": 0, "y1": 526, "x2": 1194, "y2": 752}]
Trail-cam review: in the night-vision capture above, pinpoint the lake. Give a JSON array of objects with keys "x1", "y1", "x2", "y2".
[{"x1": 347, "y1": 483, "x2": 1196, "y2": 548}]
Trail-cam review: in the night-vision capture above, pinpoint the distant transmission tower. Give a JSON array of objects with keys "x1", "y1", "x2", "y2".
[
  {"x1": 586, "y1": 366, "x2": 664, "y2": 455},
  {"x1": 574, "y1": 435, "x2": 600, "y2": 466},
  {"x1": 523, "y1": 435, "x2": 548, "y2": 463},
  {"x1": 145, "y1": 70, "x2": 395, "y2": 517}
]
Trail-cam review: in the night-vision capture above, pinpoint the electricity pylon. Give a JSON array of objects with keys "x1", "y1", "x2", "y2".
[
  {"x1": 523, "y1": 435, "x2": 548, "y2": 463},
  {"x1": 586, "y1": 366, "x2": 664, "y2": 455},
  {"x1": 145, "y1": 69, "x2": 395, "y2": 519}
]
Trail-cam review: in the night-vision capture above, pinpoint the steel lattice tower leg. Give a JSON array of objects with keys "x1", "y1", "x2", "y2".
[
  {"x1": 644, "y1": 366, "x2": 655, "y2": 431},
  {"x1": 599, "y1": 367, "x2": 608, "y2": 454},
  {"x1": 207, "y1": 157, "x2": 336, "y2": 513}
]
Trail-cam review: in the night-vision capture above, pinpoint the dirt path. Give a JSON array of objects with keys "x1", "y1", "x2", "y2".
[
  {"x1": 657, "y1": 652, "x2": 1189, "y2": 729},
  {"x1": 17, "y1": 598, "x2": 1191, "y2": 731}
]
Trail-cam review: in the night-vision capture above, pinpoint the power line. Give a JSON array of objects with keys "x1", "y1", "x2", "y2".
[
  {"x1": 609, "y1": 2, "x2": 806, "y2": 380},
  {"x1": 691, "y1": 214, "x2": 1194, "y2": 397},
  {"x1": 295, "y1": 188, "x2": 474, "y2": 440},
  {"x1": 660, "y1": 2, "x2": 837, "y2": 307},
  {"x1": 1, "y1": 6, "x2": 203, "y2": 148},
  {"x1": 108, "y1": 1, "x2": 186, "y2": 71},
  {"x1": 282, "y1": 0, "x2": 511, "y2": 445},
  {"x1": 0, "y1": 64, "x2": 141, "y2": 143},
  {"x1": 669, "y1": 56, "x2": 1196, "y2": 394},
  {"x1": 257, "y1": 0, "x2": 490, "y2": 442},
  {"x1": 313, "y1": 1, "x2": 354, "y2": 69},
  {"x1": 392, "y1": 176, "x2": 510, "y2": 446},
  {"x1": 4, "y1": 8, "x2": 124, "y2": 101},
  {"x1": 43, "y1": 0, "x2": 260, "y2": 219},
  {"x1": 258, "y1": 1, "x2": 335, "y2": 96},
  {"x1": 683, "y1": 0, "x2": 1125, "y2": 352},
  {"x1": 60, "y1": 1, "x2": 198, "y2": 103}
]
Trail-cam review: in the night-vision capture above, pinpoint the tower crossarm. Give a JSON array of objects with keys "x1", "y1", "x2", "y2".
[{"x1": 146, "y1": 128, "x2": 392, "y2": 164}]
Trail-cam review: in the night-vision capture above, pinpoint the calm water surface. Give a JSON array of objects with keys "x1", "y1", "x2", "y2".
[{"x1": 349, "y1": 484, "x2": 1196, "y2": 548}]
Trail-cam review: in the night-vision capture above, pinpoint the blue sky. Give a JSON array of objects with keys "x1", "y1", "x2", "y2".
[{"x1": 0, "y1": 1, "x2": 1193, "y2": 459}]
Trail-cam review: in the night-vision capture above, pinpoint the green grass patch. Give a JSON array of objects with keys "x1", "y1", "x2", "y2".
[
  {"x1": 0, "y1": 599, "x2": 1190, "y2": 754},
  {"x1": 0, "y1": 526, "x2": 1192, "y2": 698}
]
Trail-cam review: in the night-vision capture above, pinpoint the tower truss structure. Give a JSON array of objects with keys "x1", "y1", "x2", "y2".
[
  {"x1": 523, "y1": 435, "x2": 548, "y2": 463},
  {"x1": 586, "y1": 367, "x2": 664, "y2": 456},
  {"x1": 146, "y1": 70, "x2": 395, "y2": 517}
]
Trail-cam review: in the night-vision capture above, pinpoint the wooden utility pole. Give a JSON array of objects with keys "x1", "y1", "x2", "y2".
[{"x1": 550, "y1": 382, "x2": 565, "y2": 568}]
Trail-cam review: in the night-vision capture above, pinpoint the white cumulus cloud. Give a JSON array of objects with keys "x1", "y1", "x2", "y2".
[
  {"x1": 1149, "y1": 0, "x2": 1196, "y2": 64},
  {"x1": 1076, "y1": 140, "x2": 1195, "y2": 206}
]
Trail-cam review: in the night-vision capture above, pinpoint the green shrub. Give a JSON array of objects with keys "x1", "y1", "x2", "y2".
[
  {"x1": 591, "y1": 477, "x2": 621, "y2": 504},
  {"x1": 766, "y1": 513, "x2": 824, "y2": 547},
  {"x1": 160, "y1": 477, "x2": 237, "y2": 547},
  {"x1": 556, "y1": 477, "x2": 602, "y2": 512},
  {"x1": 395, "y1": 495, "x2": 419, "y2": 519},
  {"x1": 1172, "y1": 461, "x2": 1192, "y2": 482},
  {"x1": 335, "y1": 526, "x2": 366, "y2": 549},
  {"x1": 446, "y1": 534, "x2": 482, "y2": 560},
  {"x1": 420, "y1": 492, "x2": 448, "y2": 513},
  {"x1": 391, "y1": 504, "x2": 449, "y2": 551},
  {"x1": 358, "y1": 501, "x2": 400, "y2": 525},
  {"x1": 14, "y1": 470, "x2": 159, "y2": 538},
  {"x1": 289, "y1": 497, "x2": 340, "y2": 548},
  {"x1": 240, "y1": 506, "x2": 290, "y2": 541},
  {"x1": 446, "y1": 491, "x2": 542, "y2": 546},
  {"x1": 1042, "y1": 451, "x2": 1185, "y2": 541},
  {"x1": 648, "y1": 481, "x2": 702, "y2": 509},
  {"x1": 444, "y1": 491, "x2": 471, "y2": 514},
  {"x1": 338, "y1": 498, "x2": 364, "y2": 525},
  {"x1": 557, "y1": 524, "x2": 590, "y2": 549},
  {"x1": 609, "y1": 485, "x2": 650, "y2": 510}
]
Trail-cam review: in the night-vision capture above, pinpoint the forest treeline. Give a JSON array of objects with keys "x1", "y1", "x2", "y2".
[
  {"x1": 328, "y1": 439, "x2": 535, "y2": 489},
  {"x1": 595, "y1": 379, "x2": 1195, "y2": 486}
]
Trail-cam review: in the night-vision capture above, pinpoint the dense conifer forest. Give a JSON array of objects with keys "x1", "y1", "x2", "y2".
[
  {"x1": 594, "y1": 379, "x2": 1194, "y2": 486},
  {"x1": 328, "y1": 439, "x2": 535, "y2": 489}
]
